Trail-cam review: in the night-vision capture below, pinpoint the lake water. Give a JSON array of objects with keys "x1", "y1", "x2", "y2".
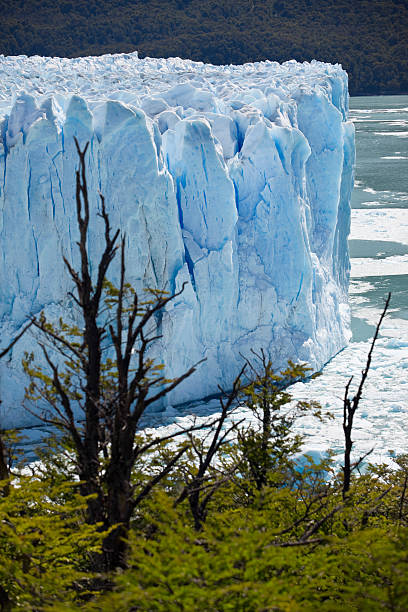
[
  {"x1": 148, "y1": 95, "x2": 408, "y2": 467},
  {"x1": 288, "y1": 95, "x2": 408, "y2": 464}
]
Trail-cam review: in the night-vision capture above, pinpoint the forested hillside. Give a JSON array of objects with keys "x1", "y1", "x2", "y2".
[{"x1": 2, "y1": 0, "x2": 407, "y2": 95}]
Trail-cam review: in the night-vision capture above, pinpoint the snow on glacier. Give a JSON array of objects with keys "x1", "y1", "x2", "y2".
[{"x1": 0, "y1": 52, "x2": 354, "y2": 427}]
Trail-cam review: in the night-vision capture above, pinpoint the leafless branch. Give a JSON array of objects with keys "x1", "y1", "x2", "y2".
[
  {"x1": 342, "y1": 293, "x2": 391, "y2": 498},
  {"x1": 0, "y1": 320, "x2": 34, "y2": 360}
]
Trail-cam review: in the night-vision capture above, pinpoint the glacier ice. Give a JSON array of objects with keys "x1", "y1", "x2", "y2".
[{"x1": 0, "y1": 52, "x2": 354, "y2": 427}]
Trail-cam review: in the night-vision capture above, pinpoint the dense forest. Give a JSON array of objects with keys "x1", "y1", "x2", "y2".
[{"x1": 2, "y1": 0, "x2": 408, "y2": 96}]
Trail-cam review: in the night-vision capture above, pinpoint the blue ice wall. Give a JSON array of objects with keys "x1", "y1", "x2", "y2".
[{"x1": 0, "y1": 53, "x2": 354, "y2": 426}]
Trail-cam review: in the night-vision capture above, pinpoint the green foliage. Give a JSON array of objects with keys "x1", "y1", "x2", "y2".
[
  {"x1": 0, "y1": 474, "x2": 103, "y2": 609},
  {"x1": 79, "y1": 492, "x2": 408, "y2": 611},
  {"x1": 60, "y1": 357, "x2": 406, "y2": 610},
  {"x1": 3, "y1": 354, "x2": 408, "y2": 608},
  {"x1": 293, "y1": 528, "x2": 408, "y2": 610},
  {"x1": 74, "y1": 355, "x2": 407, "y2": 610},
  {"x1": 2, "y1": 0, "x2": 408, "y2": 95}
]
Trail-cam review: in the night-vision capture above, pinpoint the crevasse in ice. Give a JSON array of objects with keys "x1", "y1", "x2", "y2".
[{"x1": 0, "y1": 52, "x2": 354, "y2": 427}]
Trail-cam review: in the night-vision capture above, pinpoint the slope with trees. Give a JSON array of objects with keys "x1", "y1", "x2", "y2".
[{"x1": 2, "y1": 0, "x2": 408, "y2": 95}]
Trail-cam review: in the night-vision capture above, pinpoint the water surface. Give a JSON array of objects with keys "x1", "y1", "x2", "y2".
[{"x1": 287, "y1": 95, "x2": 408, "y2": 464}]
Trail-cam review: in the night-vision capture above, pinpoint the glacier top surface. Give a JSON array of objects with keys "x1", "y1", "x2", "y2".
[{"x1": 0, "y1": 51, "x2": 348, "y2": 122}]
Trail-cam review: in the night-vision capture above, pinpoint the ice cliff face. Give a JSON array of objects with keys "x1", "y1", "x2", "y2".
[{"x1": 0, "y1": 52, "x2": 354, "y2": 427}]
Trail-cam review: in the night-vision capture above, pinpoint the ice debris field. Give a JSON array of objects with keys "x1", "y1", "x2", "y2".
[{"x1": 0, "y1": 52, "x2": 355, "y2": 428}]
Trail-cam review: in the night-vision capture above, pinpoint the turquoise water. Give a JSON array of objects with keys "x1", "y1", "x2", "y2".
[
  {"x1": 349, "y1": 95, "x2": 408, "y2": 341},
  {"x1": 282, "y1": 95, "x2": 408, "y2": 463},
  {"x1": 350, "y1": 95, "x2": 408, "y2": 207}
]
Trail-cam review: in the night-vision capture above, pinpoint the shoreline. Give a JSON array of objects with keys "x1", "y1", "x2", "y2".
[{"x1": 351, "y1": 91, "x2": 408, "y2": 98}]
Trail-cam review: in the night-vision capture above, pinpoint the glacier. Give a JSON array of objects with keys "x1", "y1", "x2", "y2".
[{"x1": 0, "y1": 52, "x2": 354, "y2": 428}]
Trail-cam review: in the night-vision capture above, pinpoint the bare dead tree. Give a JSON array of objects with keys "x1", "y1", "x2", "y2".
[
  {"x1": 342, "y1": 292, "x2": 391, "y2": 499},
  {"x1": 25, "y1": 139, "x2": 206, "y2": 570}
]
